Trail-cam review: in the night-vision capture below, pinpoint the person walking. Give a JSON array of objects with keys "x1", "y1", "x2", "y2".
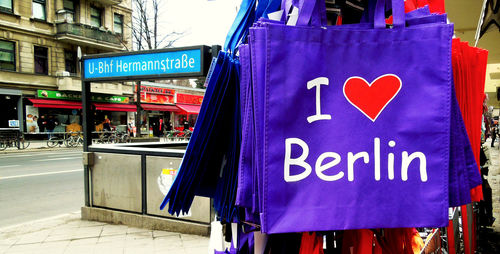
[
  {"x1": 46, "y1": 116, "x2": 57, "y2": 139},
  {"x1": 491, "y1": 125, "x2": 498, "y2": 148},
  {"x1": 38, "y1": 115, "x2": 46, "y2": 132}
]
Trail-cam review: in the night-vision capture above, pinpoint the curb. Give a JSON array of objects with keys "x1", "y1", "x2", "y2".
[{"x1": 0, "y1": 147, "x2": 82, "y2": 154}]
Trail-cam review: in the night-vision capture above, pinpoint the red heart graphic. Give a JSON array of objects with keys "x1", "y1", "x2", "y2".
[{"x1": 343, "y1": 74, "x2": 402, "y2": 122}]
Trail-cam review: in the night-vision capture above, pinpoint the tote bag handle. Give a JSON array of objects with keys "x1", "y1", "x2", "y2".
[
  {"x1": 374, "y1": 0, "x2": 405, "y2": 29},
  {"x1": 224, "y1": 0, "x2": 256, "y2": 52},
  {"x1": 294, "y1": 0, "x2": 327, "y2": 27}
]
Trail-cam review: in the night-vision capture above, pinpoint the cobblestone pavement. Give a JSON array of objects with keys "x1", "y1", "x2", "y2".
[{"x1": 0, "y1": 212, "x2": 209, "y2": 254}]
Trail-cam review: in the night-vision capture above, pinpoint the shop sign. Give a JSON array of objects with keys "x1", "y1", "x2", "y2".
[
  {"x1": 37, "y1": 90, "x2": 130, "y2": 104},
  {"x1": 176, "y1": 93, "x2": 203, "y2": 105},
  {"x1": 140, "y1": 93, "x2": 175, "y2": 104},
  {"x1": 135, "y1": 85, "x2": 175, "y2": 104},
  {"x1": 137, "y1": 85, "x2": 175, "y2": 95},
  {"x1": 8, "y1": 120, "x2": 19, "y2": 128},
  {"x1": 83, "y1": 46, "x2": 210, "y2": 81}
]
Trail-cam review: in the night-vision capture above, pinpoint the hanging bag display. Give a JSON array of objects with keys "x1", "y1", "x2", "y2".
[{"x1": 258, "y1": 0, "x2": 454, "y2": 233}]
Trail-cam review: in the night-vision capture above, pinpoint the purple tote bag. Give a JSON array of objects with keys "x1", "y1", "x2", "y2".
[{"x1": 260, "y1": 0, "x2": 453, "y2": 233}]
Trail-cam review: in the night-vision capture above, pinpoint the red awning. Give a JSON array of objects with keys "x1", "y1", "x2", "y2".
[
  {"x1": 141, "y1": 104, "x2": 180, "y2": 112},
  {"x1": 176, "y1": 103, "x2": 201, "y2": 114},
  {"x1": 93, "y1": 103, "x2": 137, "y2": 112},
  {"x1": 29, "y1": 99, "x2": 82, "y2": 109}
]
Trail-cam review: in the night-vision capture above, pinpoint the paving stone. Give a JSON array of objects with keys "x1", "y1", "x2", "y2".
[{"x1": 5, "y1": 243, "x2": 41, "y2": 253}]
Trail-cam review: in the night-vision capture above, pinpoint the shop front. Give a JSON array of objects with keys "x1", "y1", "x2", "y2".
[
  {"x1": 175, "y1": 93, "x2": 203, "y2": 131},
  {"x1": 0, "y1": 88, "x2": 22, "y2": 129},
  {"x1": 136, "y1": 84, "x2": 180, "y2": 137},
  {"x1": 27, "y1": 90, "x2": 135, "y2": 134}
]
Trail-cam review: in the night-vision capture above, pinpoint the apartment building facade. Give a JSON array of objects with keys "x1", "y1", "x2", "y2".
[{"x1": 0, "y1": 0, "x2": 133, "y2": 132}]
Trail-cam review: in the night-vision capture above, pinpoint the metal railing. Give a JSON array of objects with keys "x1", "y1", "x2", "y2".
[{"x1": 56, "y1": 22, "x2": 121, "y2": 45}]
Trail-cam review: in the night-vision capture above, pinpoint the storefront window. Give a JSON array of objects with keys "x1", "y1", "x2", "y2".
[
  {"x1": 175, "y1": 114, "x2": 197, "y2": 130},
  {"x1": 0, "y1": 95, "x2": 19, "y2": 128}
]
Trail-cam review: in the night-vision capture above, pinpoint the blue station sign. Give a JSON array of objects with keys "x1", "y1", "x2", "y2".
[{"x1": 82, "y1": 46, "x2": 211, "y2": 81}]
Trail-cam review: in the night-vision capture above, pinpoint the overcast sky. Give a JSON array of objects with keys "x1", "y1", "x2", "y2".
[{"x1": 154, "y1": 0, "x2": 240, "y2": 48}]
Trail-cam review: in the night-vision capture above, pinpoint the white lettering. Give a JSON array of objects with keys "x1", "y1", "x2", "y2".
[
  {"x1": 307, "y1": 77, "x2": 332, "y2": 123},
  {"x1": 182, "y1": 54, "x2": 188, "y2": 68},
  {"x1": 175, "y1": 59, "x2": 181, "y2": 69},
  {"x1": 374, "y1": 137, "x2": 380, "y2": 181},
  {"x1": 315, "y1": 152, "x2": 343, "y2": 181},
  {"x1": 284, "y1": 138, "x2": 312, "y2": 182},
  {"x1": 347, "y1": 152, "x2": 369, "y2": 182},
  {"x1": 116, "y1": 60, "x2": 122, "y2": 72},
  {"x1": 161, "y1": 60, "x2": 166, "y2": 71},
  {"x1": 98, "y1": 62, "x2": 104, "y2": 73},
  {"x1": 88, "y1": 62, "x2": 94, "y2": 74},
  {"x1": 388, "y1": 141, "x2": 396, "y2": 180},
  {"x1": 401, "y1": 151, "x2": 428, "y2": 182},
  {"x1": 189, "y1": 57, "x2": 195, "y2": 68}
]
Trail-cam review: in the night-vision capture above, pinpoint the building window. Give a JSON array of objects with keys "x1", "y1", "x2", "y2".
[
  {"x1": 65, "y1": 50, "x2": 76, "y2": 74},
  {"x1": 90, "y1": 6, "x2": 102, "y2": 27},
  {"x1": 0, "y1": 40, "x2": 15, "y2": 71},
  {"x1": 0, "y1": 0, "x2": 13, "y2": 13},
  {"x1": 34, "y1": 46, "x2": 48, "y2": 75},
  {"x1": 33, "y1": 0, "x2": 46, "y2": 20},
  {"x1": 63, "y1": 0, "x2": 75, "y2": 12},
  {"x1": 114, "y1": 13, "x2": 123, "y2": 35}
]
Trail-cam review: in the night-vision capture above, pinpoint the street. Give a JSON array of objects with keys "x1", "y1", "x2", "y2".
[{"x1": 0, "y1": 149, "x2": 83, "y2": 227}]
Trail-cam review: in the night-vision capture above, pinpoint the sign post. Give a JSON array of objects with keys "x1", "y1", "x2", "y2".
[
  {"x1": 80, "y1": 45, "x2": 215, "y2": 209},
  {"x1": 83, "y1": 46, "x2": 210, "y2": 82}
]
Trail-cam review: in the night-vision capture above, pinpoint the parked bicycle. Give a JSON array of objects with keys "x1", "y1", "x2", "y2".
[
  {"x1": 0, "y1": 135, "x2": 30, "y2": 150},
  {"x1": 66, "y1": 132, "x2": 83, "y2": 147},
  {"x1": 46, "y1": 133, "x2": 73, "y2": 148}
]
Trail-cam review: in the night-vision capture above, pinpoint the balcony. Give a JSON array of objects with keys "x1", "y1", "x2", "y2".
[
  {"x1": 89, "y1": 0, "x2": 122, "y2": 5},
  {"x1": 56, "y1": 22, "x2": 124, "y2": 51}
]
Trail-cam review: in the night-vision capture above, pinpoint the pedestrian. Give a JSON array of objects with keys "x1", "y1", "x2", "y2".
[
  {"x1": 46, "y1": 115, "x2": 56, "y2": 139},
  {"x1": 38, "y1": 115, "x2": 46, "y2": 132},
  {"x1": 183, "y1": 118, "x2": 190, "y2": 131},
  {"x1": 103, "y1": 117, "x2": 112, "y2": 131},
  {"x1": 491, "y1": 125, "x2": 498, "y2": 148}
]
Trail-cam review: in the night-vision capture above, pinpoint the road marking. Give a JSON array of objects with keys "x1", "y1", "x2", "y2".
[
  {"x1": 0, "y1": 165, "x2": 21, "y2": 168},
  {"x1": 35, "y1": 157, "x2": 81, "y2": 161},
  {"x1": 0, "y1": 154, "x2": 36, "y2": 158},
  {"x1": 47, "y1": 154, "x2": 82, "y2": 158},
  {"x1": 0, "y1": 169, "x2": 82, "y2": 180},
  {"x1": 0, "y1": 151, "x2": 82, "y2": 159}
]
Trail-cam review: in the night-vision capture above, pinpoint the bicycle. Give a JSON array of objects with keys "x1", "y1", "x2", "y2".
[
  {"x1": 0, "y1": 136, "x2": 30, "y2": 150},
  {"x1": 66, "y1": 132, "x2": 83, "y2": 147},
  {"x1": 47, "y1": 136, "x2": 64, "y2": 148},
  {"x1": 47, "y1": 133, "x2": 72, "y2": 148},
  {"x1": 183, "y1": 129, "x2": 193, "y2": 140},
  {"x1": 115, "y1": 132, "x2": 130, "y2": 143}
]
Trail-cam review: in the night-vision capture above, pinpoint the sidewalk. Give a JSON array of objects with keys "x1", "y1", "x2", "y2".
[
  {"x1": 488, "y1": 141, "x2": 500, "y2": 231},
  {"x1": 0, "y1": 212, "x2": 209, "y2": 254},
  {"x1": 0, "y1": 140, "x2": 80, "y2": 154}
]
